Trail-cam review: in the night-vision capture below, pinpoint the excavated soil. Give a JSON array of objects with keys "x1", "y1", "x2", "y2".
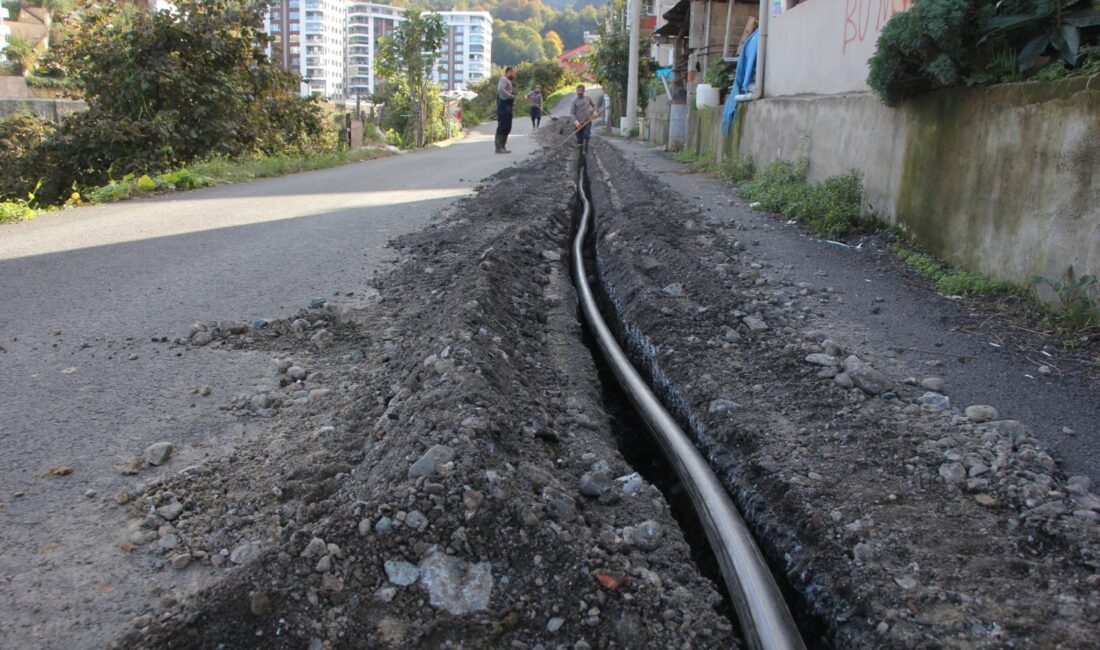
[
  {"x1": 105, "y1": 132, "x2": 1100, "y2": 649},
  {"x1": 584, "y1": 139, "x2": 1100, "y2": 648},
  {"x1": 111, "y1": 138, "x2": 734, "y2": 648}
]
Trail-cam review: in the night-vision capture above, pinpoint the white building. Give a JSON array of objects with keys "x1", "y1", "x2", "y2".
[
  {"x1": 346, "y1": 2, "x2": 404, "y2": 99},
  {"x1": 265, "y1": 0, "x2": 347, "y2": 98},
  {"x1": 0, "y1": 6, "x2": 10, "y2": 54},
  {"x1": 424, "y1": 11, "x2": 492, "y2": 92}
]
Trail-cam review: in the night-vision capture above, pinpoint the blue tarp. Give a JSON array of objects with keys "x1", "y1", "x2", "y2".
[{"x1": 721, "y1": 29, "x2": 759, "y2": 135}]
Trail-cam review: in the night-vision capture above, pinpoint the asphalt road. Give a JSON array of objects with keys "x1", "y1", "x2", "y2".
[{"x1": 0, "y1": 121, "x2": 538, "y2": 647}]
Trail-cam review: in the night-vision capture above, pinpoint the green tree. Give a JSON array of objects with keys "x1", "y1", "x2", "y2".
[
  {"x1": 3, "y1": 0, "x2": 329, "y2": 205},
  {"x1": 543, "y1": 29, "x2": 564, "y2": 57},
  {"x1": 544, "y1": 6, "x2": 600, "y2": 49},
  {"x1": 588, "y1": 0, "x2": 656, "y2": 123},
  {"x1": 493, "y1": 19, "x2": 546, "y2": 65},
  {"x1": 376, "y1": 9, "x2": 447, "y2": 148}
]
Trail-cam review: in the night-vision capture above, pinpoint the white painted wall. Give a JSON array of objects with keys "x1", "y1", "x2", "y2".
[{"x1": 765, "y1": 0, "x2": 910, "y2": 96}]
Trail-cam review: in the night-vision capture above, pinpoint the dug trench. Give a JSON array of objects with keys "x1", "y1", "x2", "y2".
[
  {"x1": 582, "y1": 138, "x2": 1100, "y2": 647},
  {"x1": 113, "y1": 135, "x2": 735, "y2": 648},
  {"x1": 109, "y1": 131, "x2": 1100, "y2": 649}
]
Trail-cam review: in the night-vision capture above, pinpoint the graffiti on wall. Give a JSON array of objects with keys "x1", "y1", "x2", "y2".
[{"x1": 842, "y1": 0, "x2": 911, "y2": 53}]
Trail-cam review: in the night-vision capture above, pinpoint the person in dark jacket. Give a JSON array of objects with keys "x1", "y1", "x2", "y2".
[{"x1": 495, "y1": 66, "x2": 516, "y2": 154}]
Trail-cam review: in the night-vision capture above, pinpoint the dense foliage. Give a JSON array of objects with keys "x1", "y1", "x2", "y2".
[
  {"x1": 739, "y1": 158, "x2": 866, "y2": 240},
  {"x1": 376, "y1": 9, "x2": 448, "y2": 147},
  {"x1": 397, "y1": 0, "x2": 602, "y2": 65},
  {"x1": 0, "y1": 0, "x2": 332, "y2": 206},
  {"x1": 869, "y1": 0, "x2": 1100, "y2": 105}
]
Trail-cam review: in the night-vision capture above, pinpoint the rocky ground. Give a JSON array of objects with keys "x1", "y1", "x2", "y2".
[
  {"x1": 585, "y1": 138, "x2": 1100, "y2": 647},
  {"x1": 111, "y1": 136, "x2": 734, "y2": 648},
  {"x1": 40, "y1": 126, "x2": 1096, "y2": 648}
]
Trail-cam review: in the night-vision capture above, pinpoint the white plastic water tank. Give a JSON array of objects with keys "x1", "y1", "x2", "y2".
[{"x1": 695, "y1": 83, "x2": 720, "y2": 108}]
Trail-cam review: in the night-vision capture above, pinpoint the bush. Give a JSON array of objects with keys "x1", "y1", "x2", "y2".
[
  {"x1": 0, "y1": 200, "x2": 36, "y2": 224},
  {"x1": 2, "y1": 0, "x2": 334, "y2": 206},
  {"x1": 868, "y1": 0, "x2": 1100, "y2": 105},
  {"x1": 740, "y1": 159, "x2": 865, "y2": 239},
  {"x1": 0, "y1": 114, "x2": 56, "y2": 202},
  {"x1": 867, "y1": 0, "x2": 990, "y2": 106}
]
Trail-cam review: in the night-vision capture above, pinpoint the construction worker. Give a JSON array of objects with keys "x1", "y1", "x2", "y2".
[
  {"x1": 571, "y1": 84, "x2": 597, "y2": 146},
  {"x1": 526, "y1": 85, "x2": 543, "y2": 129},
  {"x1": 495, "y1": 66, "x2": 516, "y2": 154}
]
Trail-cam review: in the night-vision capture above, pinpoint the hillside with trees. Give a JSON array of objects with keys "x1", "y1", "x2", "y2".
[{"x1": 396, "y1": 0, "x2": 605, "y2": 66}]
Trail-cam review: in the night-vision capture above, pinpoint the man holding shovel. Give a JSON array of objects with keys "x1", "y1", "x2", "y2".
[{"x1": 570, "y1": 84, "x2": 597, "y2": 146}]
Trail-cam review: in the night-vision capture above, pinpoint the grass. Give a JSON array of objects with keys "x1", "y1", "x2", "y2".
[
  {"x1": 0, "y1": 200, "x2": 37, "y2": 224},
  {"x1": 892, "y1": 242, "x2": 1015, "y2": 296},
  {"x1": 543, "y1": 86, "x2": 575, "y2": 114},
  {"x1": 671, "y1": 148, "x2": 709, "y2": 163},
  {"x1": 738, "y1": 158, "x2": 865, "y2": 240},
  {"x1": 2, "y1": 147, "x2": 395, "y2": 223},
  {"x1": 85, "y1": 147, "x2": 392, "y2": 205}
]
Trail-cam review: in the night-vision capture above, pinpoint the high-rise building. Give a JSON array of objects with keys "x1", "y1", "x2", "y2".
[
  {"x1": 425, "y1": 11, "x2": 493, "y2": 92},
  {"x1": 346, "y1": 2, "x2": 404, "y2": 100},
  {"x1": 265, "y1": 0, "x2": 346, "y2": 98},
  {"x1": 0, "y1": 6, "x2": 10, "y2": 53}
]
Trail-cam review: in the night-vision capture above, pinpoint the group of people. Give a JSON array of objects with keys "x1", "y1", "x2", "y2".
[{"x1": 494, "y1": 66, "x2": 600, "y2": 155}]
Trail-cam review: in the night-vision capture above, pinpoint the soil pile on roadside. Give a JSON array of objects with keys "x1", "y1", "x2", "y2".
[
  {"x1": 113, "y1": 140, "x2": 733, "y2": 648},
  {"x1": 585, "y1": 139, "x2": 1100, "y2": 648}
]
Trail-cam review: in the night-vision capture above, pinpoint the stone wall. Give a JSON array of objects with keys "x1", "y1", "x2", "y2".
[
  {"x1": 692, "y1": 77, "x2": 1100, "y2": 295},
  {"x1": 0, "y1": 97, "x2": 86, "y2": 122}
]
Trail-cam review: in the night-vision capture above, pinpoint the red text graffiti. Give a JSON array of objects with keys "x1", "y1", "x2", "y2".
[{"x1": 843, "y1": 0, "x2": 911, "y2": 53}]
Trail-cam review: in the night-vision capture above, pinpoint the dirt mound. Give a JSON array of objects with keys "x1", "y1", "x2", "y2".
[
  {"x1": 585, "y1": 138, "x2": 1100, "y2": 648},
  {"x1": 114, "y1": 140, "x2": 733, "y2": 648}
]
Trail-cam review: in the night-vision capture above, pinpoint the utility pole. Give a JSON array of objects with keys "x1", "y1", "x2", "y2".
[{"x1": 624, "y1": 0, "x2": 641, "y2": 137}]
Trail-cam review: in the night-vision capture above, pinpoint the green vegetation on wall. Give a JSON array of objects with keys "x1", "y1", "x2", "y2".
[{"x1": 868, "y1": 0, "x2": 1100, "y2": 105}]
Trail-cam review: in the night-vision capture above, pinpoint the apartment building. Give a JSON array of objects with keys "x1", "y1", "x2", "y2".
[
  {"x1": 265, "y1": 0, "x2": 347, "y2": 98},
  {"x1": 0, "y1": 6, "x2": 10, "y2": 53},
  {"x1": 425, "y1": 11, "x2": 492, "y2": 92},
  {"x1": 346, "y1": 2, "x2": 404, "y2": 99}
]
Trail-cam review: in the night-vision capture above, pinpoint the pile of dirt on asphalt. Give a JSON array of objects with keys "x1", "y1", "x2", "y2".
[
  {"x1": 112, "y1": 140, "x2": 734, "y2": 648},
  {"x1": 585, "y1": 139, "x2": 1100, "y2": 647}
]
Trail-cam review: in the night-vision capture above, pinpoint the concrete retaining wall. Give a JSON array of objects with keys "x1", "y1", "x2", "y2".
[
  {"x1": 0, "y1": 97, "x2": 86, "y2": 122},
  {"x1": 701, "y1": 77, "x2": 1100, "y2": 292}
]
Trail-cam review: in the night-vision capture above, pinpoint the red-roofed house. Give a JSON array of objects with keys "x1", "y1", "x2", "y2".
[{"x1": 558, "y1": 43, "x2": 594, "y2": 82}]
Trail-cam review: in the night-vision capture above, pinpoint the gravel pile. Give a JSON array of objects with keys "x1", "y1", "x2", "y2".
[
  {"x1": 113, "y1": 140, "x2": 733, "y2": 648},
  {"x1": 586, "y1": 139, "x2": 1100, "y2": 647}
]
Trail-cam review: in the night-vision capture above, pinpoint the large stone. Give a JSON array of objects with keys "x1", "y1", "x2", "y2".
[
  {"x1": 230, "y1": 541, "x2": 261, "y2": 565},
  {"x1": 385, "y1": 560, "x2": 420, "y2": 586},
  {"x1": 938, "y1": 462, "x2": 966, "y2": 484},
  {"x1": 919, "y1": 392, "x2": 951, "y2": 410},
  {"x1": 579, "y1": 470, "x2": 613, "y2": 498},
  {"x1": 418, "y1": 549, "x2": 493, "y2": 615},
  {"x1": 964, "y1": 404, "x2": 999, "y2": 423},
  {"x1": 805, "y1": 353, "x2": 840, "y2": 367},
  {"x1": 143, "y1": 442, "x2": 174, "y2": 466},
  {"x1": 409, "y1": 445, "x2": 456, "y2": 478},
  {"x1": 842, "y1": 356, "x2": 892, "y2": 395},
  {"x1": 627, "y1": 520, "x2": 664, "y2": 551}
]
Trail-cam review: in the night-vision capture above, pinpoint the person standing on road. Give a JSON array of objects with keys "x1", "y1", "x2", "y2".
[
  {"x1": 526, "y1": 85, "x2": 543, "y2": 129},
  {"x1": 496, "y1": 66, "x2": 516, "y2": 154},
  {"x1": 570, "y1": 84, "x2": 597, "y2": 147}
]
